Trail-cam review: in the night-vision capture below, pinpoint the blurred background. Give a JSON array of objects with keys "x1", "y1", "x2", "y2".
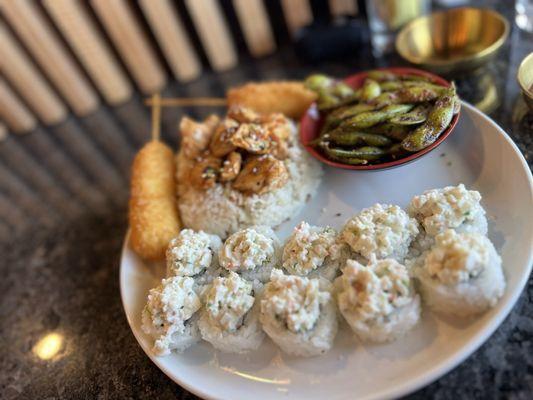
[{"x1": 0, "y1": 1, "x2": 532, "y2": 397}]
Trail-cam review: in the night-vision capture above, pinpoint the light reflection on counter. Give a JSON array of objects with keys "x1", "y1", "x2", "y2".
[{"x1": 32, "y1": 332, "x2": 64, "y2": 360}]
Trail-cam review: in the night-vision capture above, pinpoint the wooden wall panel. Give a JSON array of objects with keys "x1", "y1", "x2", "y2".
[
  {"x1": 0, "y1": 23, "x2": 67, "y2": 125},
  {"x1": 91, "y1": 0, "x2": 167, "y2": 94},
  {"x1": 139, "y1": 0, "x2": 202, "y2": 82},
  {"x1": 233, "y1": 0, "x2": 276, "y2": 57},
  {"x1": 0, "y1": 0, "x2": 99, "y2": 115},
  {"x1": 43, "y1": 0, "x2": 133, "y2": 105},
  {"x1": 185, "y1": 0, "x2": 237, "y2": 71},
  {"x1": 0, "y1": 79, "x2": 37, "y2": 133},
  {"x1": 280, "y1": 0, "x2": 313, "y2": 36}
]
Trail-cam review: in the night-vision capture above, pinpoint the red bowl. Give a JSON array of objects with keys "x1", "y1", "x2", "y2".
[{"x1": 299, "y1": 67, "x2": 460, "y2": 171}]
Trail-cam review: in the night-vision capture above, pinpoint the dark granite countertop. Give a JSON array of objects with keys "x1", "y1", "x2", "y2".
[{"x1": 1, "y1": 1, "x2": 532, "y2": 399}]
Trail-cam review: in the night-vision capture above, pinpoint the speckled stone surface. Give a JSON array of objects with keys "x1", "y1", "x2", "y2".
[{"x1": 1, "y1": 2, "x2": 532, "y2": 399}]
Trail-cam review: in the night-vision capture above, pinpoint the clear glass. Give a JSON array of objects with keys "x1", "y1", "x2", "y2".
[
  {"x1": 516, "y1": 0, "x2": 533, "y2": 32},
  {"x1": 365, "y1": 0, "x2": 430, "y2": 57}
]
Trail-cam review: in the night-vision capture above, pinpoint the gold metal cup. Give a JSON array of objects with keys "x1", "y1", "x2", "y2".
[{"x1": 395, "y1": 7, "x2": 509, "y2": 74}]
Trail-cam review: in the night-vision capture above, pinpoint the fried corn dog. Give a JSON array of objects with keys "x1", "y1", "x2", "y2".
[
  {"x1": 227, "y1": 81, "x2": 317, "y2": 119},
  {"x1": 129, "y1": 141, "x2": 181, "y2": 261}
]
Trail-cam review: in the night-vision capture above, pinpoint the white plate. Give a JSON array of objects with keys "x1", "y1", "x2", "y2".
[{"x1": 120, "y1": 103, "x2": 533, "y2": 400}]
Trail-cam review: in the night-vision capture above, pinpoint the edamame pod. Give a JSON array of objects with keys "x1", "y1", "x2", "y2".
[
  {"x1": 305, "y1": 74, "x2": 334, "y2": 91},
  {"x1": 367, "y1": 122, "x2": 411, "y2": 140},
  {"x1": 342, "y1": 104, "x2": 414, "y2": 129},
  {"x1": 329, "y1": 129, "x2": 392, "y2": 146},
  {"x1": 402, "y1": 88, "x2": 455, "y2": 151},
  {"x1": 367, "y1": 70, "x2": 398, "y2": 82},
  {"x1": 389, "y1": 104, "x2": 431, "y2": 125},
  {"x1": 360, "y1": 79, "x2": 381, "y2": 101}
]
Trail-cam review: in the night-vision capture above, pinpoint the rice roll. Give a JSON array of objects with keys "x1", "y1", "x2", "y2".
[
  {"x1": 414, "y1": 229, "x2": 505, "y2": 317},
  {"x1": 198, "y1": 272, "x2": 264, "y2": 353},
  {"x1": 336, "y1": 258, "x2": 421, "y2": 343},
  {"x1": 166, "y1": 229, "x2": 223, "y2": 286},
  {"x1": 141, "y1": 276, "x2": 202, "y2": 355},
  {"x1": 408, "y1": 184, "x2": 488, "y2": 254},
  {"x1": 260, "y1": 269, "x2": 337, "y2": 357},
  {"x1": 282, "y1": 222, "x2": 346, "y2": 281},
  {"x1": 219, "y1": 226, "x2": 280, "y2": 283},
  {"x1": 342, "y1": 204, "x2": 419, "y2": 262}
]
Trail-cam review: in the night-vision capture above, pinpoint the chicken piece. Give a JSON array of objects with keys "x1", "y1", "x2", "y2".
[
  {"x1": 220, "y1": 151, "x2": 242, "y2": 182},
  {"x1": 261, "y1": 113, "x2": 293, "y2": 141},
  {"x1": 233, "y1": 155, "x2": 289, "y2": 194},
  {"x1": 230, "y1": 123, "x2": 272, "y2": 154},
  {"x1": 227, "y1": 81, "x2": 317, "y2": 119},
  {"x1": 180, "y1": 115, "x2": 220, "y2": 159},
  {"x1": 269, "y1": 134, "x2": 289, "y2": 160},
  {"x1": 227, "y1": 106, "x2": 261, "y2": 124},
  {"x1": 189, "y1": 153, "x2": 222, "y2": 190},
  {"x1": 209, "y1": 118, "x2": 239, "y2": 157}
]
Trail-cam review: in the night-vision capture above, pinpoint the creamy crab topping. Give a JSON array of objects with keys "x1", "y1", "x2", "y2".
[
  {"x1": 261, "y1": 269, "x2": 329, "y2": 333},
  {"x1": 408, "y1": 184, "x2": 484, "y2": 236},
  {"x1": 342, "y1": 204, "x2": 419, "y2": 260},
  {"x1": 338, "y1": 259, "x2": 413, "y2": 323},
  {"x1": 219, "y1": 227, "x2": 275, "y2": 272},
  {"x1": 204, "y1": 272, "x2": 255, "y2": 332},
  {"x1": 283, "y1": 222, "x2": 342, "y2": 275},
  {"x1": 423, "y1": 229, "x2": 491, "y2": 285},
  {"x1": 142, "y1": 276, "x2": 201, "y2": 355},
  {"x1": 166, "y1": 229, "x2": 222, "y2": 277}
]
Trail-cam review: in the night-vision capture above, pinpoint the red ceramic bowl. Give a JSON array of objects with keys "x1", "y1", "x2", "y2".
[{"x1": 299, "y1": 67, "x2": 460, "y2": 170}]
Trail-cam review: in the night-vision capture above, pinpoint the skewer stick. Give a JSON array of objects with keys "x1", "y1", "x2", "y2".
[
  {"x1": 144, "y1": 97, "x2": 227, "y2": 107},
  {"x1": 150, "y1": 93, "x2": 162, "y2": 142}
]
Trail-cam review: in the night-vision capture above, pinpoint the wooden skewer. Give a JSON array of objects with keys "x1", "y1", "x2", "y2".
[
  {"x1": 151, "y1": 93, "x2": 162, "y2": 142},
  {"x1": 144, "y1": 97, "x2": 227, "y2": 107}
]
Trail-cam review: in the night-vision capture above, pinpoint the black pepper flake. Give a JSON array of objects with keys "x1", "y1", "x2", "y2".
[
  {"x1": 335, "y1": 213, "x2": 342, "y2": 217},
  {"x1": 440, "y1": 153, "x2": 446, "y2": 157}
]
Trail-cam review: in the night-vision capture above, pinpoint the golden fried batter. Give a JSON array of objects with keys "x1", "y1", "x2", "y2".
[
  {"x1": 129, "y1": 141, "x2": 181, "y2": 261},
  {"x1": 227, "y1": 81, "x2": 317, "y2": 119}
]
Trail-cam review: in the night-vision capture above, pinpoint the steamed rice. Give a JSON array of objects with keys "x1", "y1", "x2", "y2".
[{"x1": 177, "y1": 128, "x2": 323, "y2": 238}]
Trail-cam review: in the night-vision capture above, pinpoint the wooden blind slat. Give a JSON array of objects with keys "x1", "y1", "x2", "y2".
[
  {"x1": 42, "y1": 0, "x2": 133, "y2": 105},
  {"x1": 233, "y1": 0, "x2": 276, "y2": 57},
  {"x1": 0, "y1": 78, "x2": 37, "y2": 133},
  {"x1": 91, "y1": 0, "x2": 167, "y2": 94},
  {"x1": 0, "y1": 23, "x2": 67, "y2": 125},
  {"x1": 329, "y1": 0, "x2": 358, "y2": 16},
  {"x1": 0, "y1": 0, "x2": 99, "y2": 115},
  {"x1": 139, "y1": 0, "x2": 201, "y2": 82},
  {"x1": 185, "y1": 0, "x2": 237, "y2": 71},
  {"x1": 280, "y1": 0, "x2": 313, "y2": 36},
  {"x1": 0, "y1": 122, "x2": 8, "y2": 141}
]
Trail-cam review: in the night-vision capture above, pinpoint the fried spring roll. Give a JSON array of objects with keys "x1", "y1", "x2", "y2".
[
  {"x1": 227, "y1": 81, "x2": 317, "y2": 119},
  {"x1": 129, "y1": 141, "x2": 181, "y2": 261}
]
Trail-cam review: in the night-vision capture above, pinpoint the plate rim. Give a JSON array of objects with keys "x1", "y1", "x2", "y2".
[{"x1": 120, "y1": 102, "x2": 533, "y2": 400}]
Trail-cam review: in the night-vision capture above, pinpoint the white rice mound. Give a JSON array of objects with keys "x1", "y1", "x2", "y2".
[
  {"x1": 142, "y1": 312, "x2": 201, "y2": 355},
  {"x1": 260, "y1": 280, "x2": 338, "y2": 357},
  {"x1": 198, "y1": 291, "x2": 265, "y2": 354},
  {"x1": 415, "y1": 244, "x2": 505, "y2": 317},
  {"x1": 338, "y1": 291, "x2": 421, "y2": 343},
  {"x1": 177, "y1": 130, "x2": 323, "y2": 238}
]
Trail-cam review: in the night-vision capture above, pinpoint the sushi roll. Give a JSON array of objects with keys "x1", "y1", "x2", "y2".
[
  {"x1": 408, "y1": 184, "x2": 488, "y2": 254},
  {"x1": 342, "y1": 204, "x2": 419, "y2": 262},
  {"x1": 219, "y1": 226, "x2": 280, "y2": 283},
  {"x1": 282, "y1": 222, "x2": 347, "y2": 281},
  {"x1": 336, "y1": 258, "x2": 421, "y2": 343},
  {"x1": 414, "y1": 229, "x2": 505, "y2": 317},
  {"x1": 166, "y1": 229, "x2": 223, "y2": 286},
  {"x1": 260, "y1": 269, "x2": 337, "y2": 357},
  {"x1": 198, "y1": 272, "x2": 264, "y2": 353},
  {"x1": 141, "y1": 276, "x2": 202, "y2": 355}
]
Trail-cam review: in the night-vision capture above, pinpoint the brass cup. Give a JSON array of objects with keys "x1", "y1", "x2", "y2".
[
  {"x1": 517, "y1": 52, "x2": 533, "y2": 112},
  {"x1": 395, "y1": 7, "x2": 509, "y2": 74}
]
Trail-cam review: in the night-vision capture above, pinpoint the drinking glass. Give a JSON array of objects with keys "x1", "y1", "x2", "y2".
[{"x1": 365, "y1": 0, "x2": 430, "y2": 56}]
